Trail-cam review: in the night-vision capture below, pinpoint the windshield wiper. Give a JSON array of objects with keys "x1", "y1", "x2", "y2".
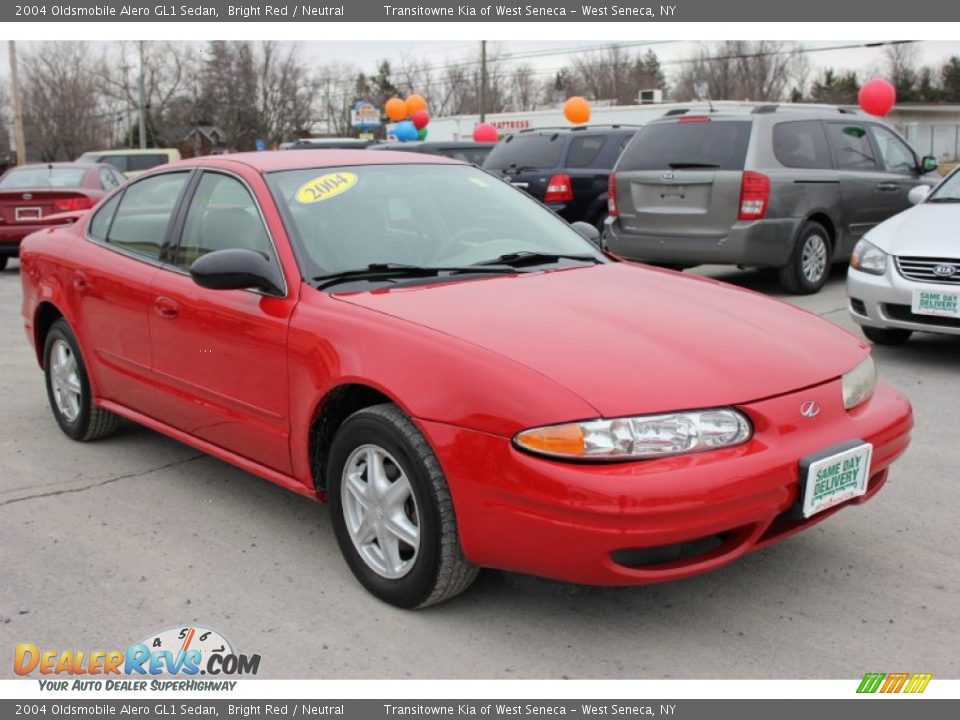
[
  {"x1": 472, "y1": 251, "x2": 603, "y2": 268},
  {"x1": 926, "y1": 197, "x2": 960, "y2": 203},
  {"x1": 312, "y1": 263, "x2": 519, "y2": 290},
  {"x1": 667, "y1": 162, "x2": 720, "y2": 169}
]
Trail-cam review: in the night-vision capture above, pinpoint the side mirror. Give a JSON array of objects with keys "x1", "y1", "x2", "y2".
[
  {"x1": 908, "y1": 185, "x2": 931, "y2": 205},
  {"x1": 190, "y1": 249, "x2": 284, "y2": 296},
  {"x1": 571, "y1": 220, "x2": 601, "y2": 246},
  {"x1": 921, "y1": 156, "x2": 939, "y2": 174}
]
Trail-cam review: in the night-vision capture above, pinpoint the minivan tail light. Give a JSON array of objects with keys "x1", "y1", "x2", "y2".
[
  {"x1": 738, "y1": 171, "x2": 770, "y2": 220},
  {"x1": 544, "y1": 173, "x2": 573, "y2": 203},
  {"x1": 53, "y1": 196, "x2": 97, "y2": 212},
  {"x1": 608, "y1": 174, "x2": 618, "y2": 218}
]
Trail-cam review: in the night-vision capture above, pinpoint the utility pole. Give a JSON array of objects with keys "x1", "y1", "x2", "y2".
[
  {"x1": 479, "y1": 40, "x2": 487, "y2": 122},
  {"x1": 137, "y1": 41, "x2": 146, "y2": 149},
  {"x1": 7, "y1": 41, "x2": 27, "y2": 165}
]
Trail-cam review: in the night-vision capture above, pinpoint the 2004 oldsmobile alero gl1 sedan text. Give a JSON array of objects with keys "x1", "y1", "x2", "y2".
[{"x1": 19, "y1": 150, "x2": 913, "y2": 608}]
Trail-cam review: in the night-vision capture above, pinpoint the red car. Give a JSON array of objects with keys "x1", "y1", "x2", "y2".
[
  {"x1": 19, "y1": 151, "x2": 912, "y2": 608},
  {"x1": 0, "y1": 162, "x2": 127, "y2": 270}
]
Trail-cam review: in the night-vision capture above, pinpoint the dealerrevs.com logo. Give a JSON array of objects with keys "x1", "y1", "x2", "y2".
[
  {"x1": 14, "y1": 626, "x2": 260, "y2": 691},
  {"x1": 857, "y1": 672, "x2": 933, "y2": 694}
]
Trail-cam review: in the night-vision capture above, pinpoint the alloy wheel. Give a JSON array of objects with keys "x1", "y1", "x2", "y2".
[
  {"x1": 50, "y1": 338, "x2": 82, "y2": 422},
  {"x1": 801, "y1": 234, "x2": 828, "y2": 284}
]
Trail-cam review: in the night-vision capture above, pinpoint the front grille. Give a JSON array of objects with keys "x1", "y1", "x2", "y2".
[
  {"x1": 895, "y1": 256, "x2": 960, "y2": 284},
  {"x1": 885, "y1": 303, "x2": 960, "y2": 329}
]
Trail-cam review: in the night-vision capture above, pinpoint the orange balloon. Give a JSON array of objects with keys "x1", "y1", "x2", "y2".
[
  {"x1": 405, "y1": 94, "x2": 427, "y2": 116},
  {"x1": 564, "y1": 96, "x2": 591, "y2": 125},
  {"x1": 385, "y1": 97, "x2": 407, "y2": 122}
]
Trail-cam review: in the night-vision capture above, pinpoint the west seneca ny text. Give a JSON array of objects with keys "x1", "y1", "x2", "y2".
[{"x1": 381, "y1": 4, "x2": 677, "y2": 17}]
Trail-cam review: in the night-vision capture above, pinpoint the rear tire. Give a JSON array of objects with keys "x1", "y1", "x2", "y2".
[
  {"x1": 861, "y1": 326, "x2": 913, "y2": 345},
  {"x1": 778, "y1": 221, "x2": 831, "y2": 295},
  {"x1": 43, "y1": 319, "x2": 120, "y2": 441},
  {"x1": 327, "y1": 403, "x2": 478, "y2": 608}
]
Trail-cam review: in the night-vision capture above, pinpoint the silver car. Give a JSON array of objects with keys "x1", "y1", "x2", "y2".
[
  {"x1": 605, "y1": 106, "x2": 939, "y2": 294},
  {"x1": 847, "y1": 167, "x2": 960, "y2": 344}
]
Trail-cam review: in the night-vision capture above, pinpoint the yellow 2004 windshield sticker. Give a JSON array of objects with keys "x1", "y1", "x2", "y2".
[{"x1": 295, "y1": 172, "x2": 358, "y2": 204}]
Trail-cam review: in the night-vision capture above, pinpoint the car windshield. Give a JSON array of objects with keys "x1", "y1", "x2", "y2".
[
  {"x1": 0, "y1": 167, "x2": 86, "y2": 189},
  {"x1": 928, "y1": 170, "x2": 960, "y2": 202},
  {"x1": 266, "y1": 163, "x2": 604, "y2": 277}
]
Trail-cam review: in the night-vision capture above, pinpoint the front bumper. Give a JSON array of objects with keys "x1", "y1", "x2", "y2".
[
  {"x1": 603, "y1": 217, "x2": 802, "y2": 268},
  {"x1": 419, "y1": 380, "x2": 912, "y2": 586},
  {"x1": 847, "y1": 265, "x2": 960, "y2": 337}
]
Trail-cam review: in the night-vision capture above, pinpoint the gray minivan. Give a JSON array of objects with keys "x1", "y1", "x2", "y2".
[{"x1": 604, "y1": 106, "x2": 939, "y2": 294}]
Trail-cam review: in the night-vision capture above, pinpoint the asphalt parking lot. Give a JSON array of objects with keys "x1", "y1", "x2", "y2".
[{"x1": 1, "y1": 258, "x2": 957, "y2": 679}]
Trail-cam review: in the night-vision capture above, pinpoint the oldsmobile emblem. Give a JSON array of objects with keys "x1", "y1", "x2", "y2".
[
  {"x1": 932, "y1": 264, "x2": 957, "y2": 278},
  {"x1": 800, "y1": 400, "x2": 820, "y2": 418}
]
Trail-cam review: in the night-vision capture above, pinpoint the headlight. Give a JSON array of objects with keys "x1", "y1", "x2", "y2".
[
  {"x1": 513, "y1": 408, "x2": 752, "y2": 461},
  {"x1": 842, "y1": 355, "x2": 877, "y2": 410},
  {"x1": 850, "y1": 239, "x2": 888, "y2": 275}
]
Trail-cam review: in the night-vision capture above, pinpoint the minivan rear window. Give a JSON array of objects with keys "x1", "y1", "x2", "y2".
[
  {"x1": 483, "y1": 134, "x2": 564, "y2": 170},
  {"x1": 617, "y1": 120, "x2": 752, "y2": 172}
]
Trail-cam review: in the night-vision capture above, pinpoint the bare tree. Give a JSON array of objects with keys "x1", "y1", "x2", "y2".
[
  {"x1": 20, "y1": 42, "x2": 111, "y2": 160},
  {"x1": 673, "y1": 41, "x2": 806, "y2": 103},
  {"x1": 254, "y1": 41, "x2": 318, "y2": 145}
]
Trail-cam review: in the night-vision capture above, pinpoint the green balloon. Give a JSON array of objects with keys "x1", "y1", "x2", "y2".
[{"x1": 417, "y1": 127, "x2": 428, "y2": 140}]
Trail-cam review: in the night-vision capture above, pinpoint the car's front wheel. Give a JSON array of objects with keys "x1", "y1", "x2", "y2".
[
  {"x1": 778, "y1": 221, "x2": 831, "y2": 294},
  {"x1": 43, "y1": 319, "x2": 120, "y2": 441},
  {"x1": 861, "y1": 326, "x2": 913, "y2": 345},
  {"x1": 327, "y1": 403, "x2": 478, "y2": 608}
]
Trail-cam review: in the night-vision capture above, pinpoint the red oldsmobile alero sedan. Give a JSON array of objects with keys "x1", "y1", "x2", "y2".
[{"x1": 19, "y1": 150, "x2": 912, "y2": 607}]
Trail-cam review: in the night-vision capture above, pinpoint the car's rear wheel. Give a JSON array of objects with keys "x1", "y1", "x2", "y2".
[
  {"x1": 861, "y1": 326, "x2": 913, "y2": 345},
  {"x1": 43, "y1": 319, "x2": 120, "y2": 441},
  {"x1": 778, "y1": 221, "x2": 831, "y2": 294},
  {"x1": 327, "y1": 403, "x2": 478, "y2": 608}
]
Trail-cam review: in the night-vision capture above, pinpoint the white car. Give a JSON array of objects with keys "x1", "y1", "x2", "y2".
[{"x1": 847, "y1": 167, "x2": 960, "y2": 345}]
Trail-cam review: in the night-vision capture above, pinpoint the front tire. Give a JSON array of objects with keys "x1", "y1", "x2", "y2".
[
  {"x1": 43, "y1": 319, "x2": 120, "y2": 441},
  {"x1": 778, "y1": 221, "x2": 831, "y2": 294},
  {"x1": 861, "y1": 326, "x2": 913, "y2": 345},
  {"x1": 327, "y1": 403, "x2": 478, "y2": 608}
]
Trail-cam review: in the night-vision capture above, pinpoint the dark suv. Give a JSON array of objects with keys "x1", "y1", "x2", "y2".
[
  {"x1": 604, "y1": 106, "x2": 939, "y2": 294},
  {"x1": 483, "y1": 125, "x2": 639, "y2": 229}
]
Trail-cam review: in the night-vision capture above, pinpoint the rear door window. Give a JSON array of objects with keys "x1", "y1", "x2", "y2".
[
  {"x1": 826, "y1": 123, "x2": 879, "y2": 171},
  {"x1": 483, "y1": 134, "x2": 564, "y2": 170},
  {"x1": 105, "y1": 172, "x2": 189, "y2": 261},
  {"x1": 773, "y1": 121, "x2": 832, "y2": 169},
  {"x1": 129, "y1": 154, "x2": 170, "y2": 172},
  {"x1": 566, "y1": 135, "x2": 607, "y2": 168},
  {"x1": 88, "y1": 193, "x2": 121, "y2": 241},
  {"x1": 99, "y1": 156, "x2": 128, "y2": 173},
  {"x1": 617, "y1": 120, "x2": 752, "y2": 171}
]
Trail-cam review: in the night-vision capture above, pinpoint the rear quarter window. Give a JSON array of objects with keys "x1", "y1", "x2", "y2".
[
  {"x1": 565, "y1": 135, "x2": 607, "y2": 168},
  {"x1": 773, "y1": 121, "x2": 833, "y2": 169},
  {"x1": 617, "y1": 120, "x2": 752, "y2": 172}
]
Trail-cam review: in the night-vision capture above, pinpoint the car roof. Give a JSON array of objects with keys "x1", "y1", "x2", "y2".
[
  {"x1": 80, "y1": 148, "x2": 177, "y2": 156},
  {"x1": 4, "y1": 162, "x2": 95, "y2": 171},
  {"x1": 371, "y1": 141, "x2": 495, "y2": 150},
  {"x1": 163, "y1": 149, "x2": 464, "y2": 173}
]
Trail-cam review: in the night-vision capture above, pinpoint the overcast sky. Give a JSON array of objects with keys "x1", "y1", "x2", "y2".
[{"x1": 5, "y1": 39, "x2": 960, "y2": 88}]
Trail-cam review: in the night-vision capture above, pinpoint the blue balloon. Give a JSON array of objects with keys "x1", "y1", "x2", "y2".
[{"x1": 395, "y1": 120, "x2": 418, "y2": 142}]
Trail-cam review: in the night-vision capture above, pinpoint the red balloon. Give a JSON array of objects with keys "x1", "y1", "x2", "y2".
[
  {"x1": 412, "y1": 109, "x2": 430, "y2": 130},
  {"x1": 858, "y1": 78, "x2": 896, "y2": 117},
  {"x1": 473, "y1": 123, "x2": 498, "y2": 143}
]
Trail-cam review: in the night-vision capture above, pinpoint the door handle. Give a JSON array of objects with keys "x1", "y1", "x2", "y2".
[
  {"x1": 153, "y1": 296, "x2": 179, "y2": 319},
  {"x1": 876, "y1": 182, "x2": 901, "y2": 192}
]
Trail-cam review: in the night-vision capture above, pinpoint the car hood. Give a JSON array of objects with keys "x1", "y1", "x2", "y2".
[
  {"x1": 333, "y1": 263, "x2": 867, "y2": 417},
  {"x1": 868, "y1": 204, "x2": 960, "y2": 257}
]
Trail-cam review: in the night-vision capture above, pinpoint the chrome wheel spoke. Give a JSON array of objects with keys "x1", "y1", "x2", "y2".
[
  {"x1": 49, "y1": 339, "x2": 82, "y2": 422},
  {"x1": 341, "y1": 444, "x2": 421, "y2": 580}
]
